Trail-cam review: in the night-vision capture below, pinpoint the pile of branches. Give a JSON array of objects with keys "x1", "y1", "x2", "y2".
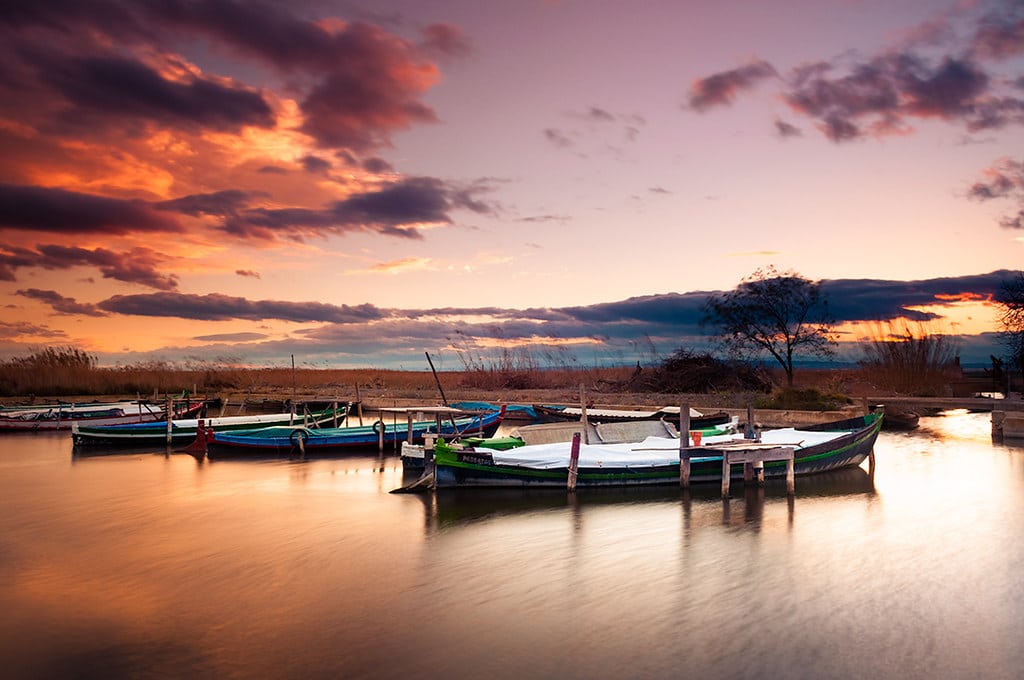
[{"x1": 637, "y1": 350, "x2": 772, "y2": 394}]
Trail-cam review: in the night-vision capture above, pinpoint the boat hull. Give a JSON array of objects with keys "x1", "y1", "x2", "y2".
[
  {"x1": 0, "y1": 402, "x2": 200, "y2": 432},
  {"x1": 71, "y1": 406, "x2": 345, "y2": 446},
  {"x1": 532, "y1": 404, "x2": 731, "y2": 427},
  {"x1": 206, "y1": 410, "x2": 505, "y2": 457},
  {"x1": 432, "y1": 412, "x2": 883, "y2": 489}
]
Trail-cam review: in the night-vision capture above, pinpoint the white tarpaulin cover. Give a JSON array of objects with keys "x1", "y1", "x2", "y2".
[{"x1": 488, "y1": 427, "x2": 850, "y2": 470}]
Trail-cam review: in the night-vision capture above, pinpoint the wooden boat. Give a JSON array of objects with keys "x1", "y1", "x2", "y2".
[
  {"x1": 881, "y1": 410, "x2": 919, "y2": 431},
  {"x1": 202, "y1": 405, "x2": 506, "y2": 457},
  {"x1": 532, "y1": 403, "x2": 732, "y2": 427},
  {"x1": 401, "y1": 416, "x2": 741, "y2": 468},
  {"x1": 70, "y1": 405, "x2": 347, "y2": 447},
  {"x1": 0, "y1": 400, "x2": 201, "y2": 432},
  {"x1": 409, "y1": 409, "x2": 882, "y2": 489}
]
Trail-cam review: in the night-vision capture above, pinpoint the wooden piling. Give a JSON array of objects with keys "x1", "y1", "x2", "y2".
[
  {"x1": 578, "y1": 384, "x2": 589, "y2": 444},
  {"x1": 165, "y1": 396, "x2": 173, "y2": 445},
  {"x1": 721, "y1": 453, "x2": 731, "y2": 497},
  {"x1": 567, "y1": 432, "x2": 581, "y2": 491},
  {"x1": 679, "y1": 402, "x2": 691, "y2": 488}
]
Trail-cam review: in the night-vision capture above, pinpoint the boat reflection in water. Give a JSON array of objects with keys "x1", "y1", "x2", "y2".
[
  {"x1": 2, "y1": 411, "x2": 1023, "y2": 679},
  {"x1": 410, "y1": 465, "x2": 876, "y2": 533}
]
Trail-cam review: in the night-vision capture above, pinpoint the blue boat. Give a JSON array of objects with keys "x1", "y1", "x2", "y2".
[
  {"x1": 203, "y1": 405, "x2": 506, "y2": 457},
  {"x1": 72, "y1": 404, "x2": 346, "y2": 447}
]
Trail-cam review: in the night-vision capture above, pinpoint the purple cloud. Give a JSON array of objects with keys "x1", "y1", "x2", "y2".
[
  {"x1": 687, "y1": 60, "x2": 777, "y2": 112},
  {"x1": 98, "y1": 292, "x2": 389, "y2": 323},
  {"x1": 0, "y1": 242, "x2": 177, "y2": 290},
  {"x1": 15, "y1": 288, "x2": 107, "y2": 316},
  {"x1": 968, "y1": 157, "x2": 1024, "y2": 228},
  {"x1": 223, "y1": 176, "x2": 497, "y2": 241},
  {"x1": 0, "y1": 184, "x2": 181, "y2": 234}
]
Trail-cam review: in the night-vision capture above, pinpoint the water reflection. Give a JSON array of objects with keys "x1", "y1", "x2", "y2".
[
  {"x1": 2, "y1": 411, "x2": 1023, "y2": 679},
  {"x1": 414, "y1": 466, "x2": 876, "y2": 535}
]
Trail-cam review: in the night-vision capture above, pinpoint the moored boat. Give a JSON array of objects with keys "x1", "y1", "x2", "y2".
[
  {"x1": 0, "y1": 400, "x2": 202, "y2": 432},
  {"x1": 410, "y1": 409, "x2": 882, "y2": 489},
  {"x1": 202, "y1": 405, "x2": 506, "y2": 457},
  {"x1": 532, "y1": 403, "x2": 732, "y2": 427},
  {"x1": 401, "y1": 415, "x2": 741, "y2": 468},
  {"x1": 71, "y1": 404, "x2": 347, "y2": 447}
]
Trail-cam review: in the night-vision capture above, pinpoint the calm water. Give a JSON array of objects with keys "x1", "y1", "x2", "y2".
[{"x1": 1, "y1": 411, "x2": 1023, "y2": 679}]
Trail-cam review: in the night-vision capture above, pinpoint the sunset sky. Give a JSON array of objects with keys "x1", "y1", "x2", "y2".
[{"x1": 1, "y1": 0, "x2": 1022, "y2": 370}]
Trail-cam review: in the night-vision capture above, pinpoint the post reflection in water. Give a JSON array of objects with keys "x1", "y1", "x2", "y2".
[{"x1": 0, "y1": 411, "x2": 1022, "y2": 679}]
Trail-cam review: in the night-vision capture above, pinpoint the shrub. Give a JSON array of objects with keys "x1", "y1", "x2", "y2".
[
  {"x1": 641, "y1": 349, "x2": 773, "y2": 393},
  {"x1": 859, "y1": 322, "x2": 960, "y2": 396}
]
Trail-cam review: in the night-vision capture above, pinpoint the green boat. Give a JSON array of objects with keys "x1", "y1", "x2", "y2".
[
  {"x1": 404, "y1": 410, "x2": 883, "y2": 489},
  {"x1": 401, "y1": 416, "x2": 740, "y2": 467},
  {"x1": 71, "y1": 405, "x2": 347, "y2": 447}
]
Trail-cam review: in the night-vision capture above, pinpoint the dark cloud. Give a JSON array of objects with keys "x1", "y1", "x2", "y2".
[
  {"x1": 36, "y1": 244, "x2": 179, "y2": 290},
  {"x1": 0, "y1": 242, "x2": 177, "y2": 290},
  {"x1": 222, "y1": 176, "x2": 496, "y2": 240},
  {"x1": 0, "y1": 319, "x2": 67, "y2": 340},
  {"x1": 689, "y1": 3, "x2": 1024, "y2": 142},
  {"x1": 62, "y1": 271, "x2": 1014, "y2": 368},
  {"x1": 969, "y1": 1, "x2": 1024, "y2": 60},
  {"x1": 516, "y1": 214, "x2": 570, "y2": 224},
  {"x1": 361, "y1": 156, "x2": 395, "y2": 174},
  {"x1": 301, "y1": 155, "x2": 333, "y2": 174},
  {"x1": 0, "y1": 245, "x2": 40, "y2": 281},
  {"x1": 999, "y1": 210, "x2": 1024, "y2": 229},
  {"x1": 687, "y1": 60, "x2": 776, "y2": 111},
  {"x1": 1, "y1": 2, "x2": 445, "y2": 153},
  {"x1": 192, "y1": 332, "x2": 268, "y2": 342},
  {"x1": 820, "y1": 271, "x2": 1012, "y2": 322},
  {"x1": 419, "y1": 23, "x2": 471, "y2": 58},
  {"x1": 561, "y1": 292, "x2": 710, "y2": 326},
  {"x1": 235, "y1": 269, "x2": 261, "y2": 279},
  {"x1": 98, "y1": 292, "x2": 389, "y2": 323},
  {"x1": 38, "y1": 52, "x2": 274, "y2": 133},
  {"x1": 967, "y1": 157, "x2": 1024, "y2": 227},
  {"x1": 157, "y1": 190, "x2": 266, "y2": 217},
  {"x1": 0, "y1": 184, "x2": 182, "y2": 234},
  {"x1": 295, "y1": 22, "x2": 439, "y2": 150},
  {"x1": 15, "y1": 288, "x2": 106, "y2": 316},
  {"x1": 544, "y1": 128, "x2": 573, "y2": 148},
  {"x1": 775, "y1": 119, "x2": 802, "y2": 138}
]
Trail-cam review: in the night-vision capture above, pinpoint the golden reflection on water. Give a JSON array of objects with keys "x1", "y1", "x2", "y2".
[{"x1": 2, "y1": 412, "x2": 1023, "y2": 679}]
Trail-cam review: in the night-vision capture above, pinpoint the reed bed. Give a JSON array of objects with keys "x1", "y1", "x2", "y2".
[{"x1": 0, "y1": 346, "x2": 639, "y2": 402}]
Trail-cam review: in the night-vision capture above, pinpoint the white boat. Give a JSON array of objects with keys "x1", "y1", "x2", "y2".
[{"x1": 0, "y1": 400, "x2": 198, "y2": 432}]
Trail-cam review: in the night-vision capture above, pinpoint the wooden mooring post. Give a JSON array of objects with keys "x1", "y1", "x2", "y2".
[
  {"x1": 567, "y1": 431, "x2": 582, "y2": 492},
  {"x1": 679, "y1": 403, "x2": 691, "y2": 488},
  {"x1": 166, "y1": 396, "x2": 173, "y2": 446}
]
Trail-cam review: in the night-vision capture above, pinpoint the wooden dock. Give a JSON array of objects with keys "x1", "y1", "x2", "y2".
[{"x1": 679, "y1": 443, "x2": 796, "y2": 497}]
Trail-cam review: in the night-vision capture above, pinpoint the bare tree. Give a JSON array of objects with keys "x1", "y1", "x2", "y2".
[
  {"x1": 703, "y1": 266, "x2": 835, "y2": 387},
  {"x1": 996, "y1": 271, "x2": 1024, "y2": 393}
]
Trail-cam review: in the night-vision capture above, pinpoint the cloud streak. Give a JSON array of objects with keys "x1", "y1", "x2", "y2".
[{"x1": 19, "y1": 270, "x2": 1005, "y2": 342}]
